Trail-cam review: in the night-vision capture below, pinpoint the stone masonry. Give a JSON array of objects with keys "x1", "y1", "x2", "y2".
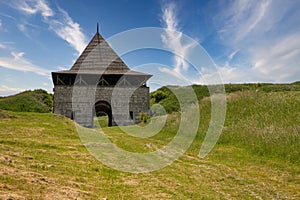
[{"x1": 52, "y1": 26, "x2": 152, "y2": 127}]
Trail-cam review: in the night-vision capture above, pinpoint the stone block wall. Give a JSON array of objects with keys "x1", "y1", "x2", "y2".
[{"x1": 53, "y1": 85, "x2": 150, "y2": 127}]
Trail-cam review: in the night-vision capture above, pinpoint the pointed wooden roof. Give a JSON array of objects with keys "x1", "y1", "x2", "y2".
[{"x1": 55, "y1": 28, "x2": 151, "y2": 77}]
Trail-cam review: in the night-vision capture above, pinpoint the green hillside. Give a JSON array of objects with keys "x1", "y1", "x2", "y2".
[
  {"x1": 151, "y1": 82, "x2": 300, "y2": 114},
  {"x1": 0, "y1": 89, "x2": 53, "y2": 113},
  {"x1": 0, "y1": 84, "x2": 299, "y2": 199},
  {"x1": 293, "y1": 81, "x2": 300, "y2": 85}
]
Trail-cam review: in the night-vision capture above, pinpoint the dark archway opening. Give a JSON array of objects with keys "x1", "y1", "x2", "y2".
[{"x1": 93, "y1": 101, "x2": 112, "y2": 127}]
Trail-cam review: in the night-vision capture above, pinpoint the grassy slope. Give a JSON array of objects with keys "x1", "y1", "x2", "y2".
[
  {"x1": 0, "y1": 89, "x2": 299, "y2": 199},
  {"x1": 152, "y1": 83, "x2": 300, "y2": 114},
  {"x1": 0, "y1": 89, "x2": 53, "y2": 113}
]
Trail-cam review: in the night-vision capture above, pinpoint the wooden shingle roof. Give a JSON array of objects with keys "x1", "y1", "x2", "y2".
[{"x1": 55, "y1": 29, "x2": 151, "y2": 77}]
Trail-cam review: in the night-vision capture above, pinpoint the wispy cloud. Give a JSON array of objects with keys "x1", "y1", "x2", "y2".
[
  {"x1": 17, "y1": 23, "x2": 26, "y2": 32},
  {"x1": 0, "y1": 12, "x2": 16, "y2": 20},
  {"x1": 213, "y1": 0, "x2": 300, "y2": 82},
  {"x1": 47, "y1": 6, "x2": 87, "y2": 54},
  {"x1": 217, "y1": 0, "x2": 271, "y2": 44},
  {"x1": 160, "y1": 2, "x2": 196, "y2": 77},
  {"x1": 3, "y1": 0, "x2": 92, "y2": 93},
  {"x1": 10, "y1": 0, "x2": 86, "y2": 54},
  {"x1": 228, "y1": 49, "x2": 239, "y2": 62},
  {"x1": 252, "y1": 33, "x2": 300, "y2": 82},
  {"x1": 0, "y1": 85, "x2": 24, "y2": 96},
  {"x1": 159, "y1": 67, "x2": 191, "y2": 83},
  {"x1": 12, "y1": 0, "x2": 53, "y2": 17},
  {"x1": 0, "y1": 51, "x2": 50, "y2": 76}
]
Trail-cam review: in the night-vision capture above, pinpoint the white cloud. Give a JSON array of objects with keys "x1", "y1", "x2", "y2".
[
  {"x1": 218, "y1": 0, "x2": 271, "y2": 44},
  {"x1": 0, "y1": 12, "x2": 16, "y2": 20},
  {"x1": 17, "y1": 24, "x2": 26, "y2": 32},
  {"x1": 14, "y1": 1, "x2": 38, "y2": 15},
  {"x1": 11, "y1": 0, "x2": 86, "y2": 54},
  {"x1": 13, "y1": 0, "x2": 54, "y2": 17},
  {"x1": 36, "y1": 0, "x2": 54, "y2": 17},
  {"x1": 0, "y1": 51, "x2": 50, "y2": 76},
  {"x1": 0, "y1": 85, "x2": 24, "y2": 96},
  {"x1": 47, "y1": 7, "x2": 87, "y2": 54},
  {"x1": 158, "y1": 67, "x2": 191, "y2": 83},
  {"x1": 160, "y1": 3, "x2": 196, "y2": 75},
  {"x1": 195, "y1": 65, "x2": 265, "y2": 85},
  {"x1": 0, "y1": 85, "x2": 22, "y2": 92},
  {"x1": 228, "y1": 49, "x2": 239, "y2": 61},
  {"x1": 252, "y1": 33, "x2": 300, "y2": 82},
  {"x1": 0, "y1": 43, "x2": 5, "y2": 49},
  {"x1": 214, "y1": 0, "x2": 300, "y2": 82}
]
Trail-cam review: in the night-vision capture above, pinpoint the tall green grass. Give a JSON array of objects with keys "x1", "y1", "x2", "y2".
[
  {"x1": 208, "y1": 91, "x2": 300, "y2": 163},
  {"x1": 151, "y1": 83, "x2": 300, "y2": 115},
  {"x1": 151, "y1": 86, "x2": 300, "y2": 163},
  {"x1": 0, "y1": 89, "x2": 299, "y2": 198}
]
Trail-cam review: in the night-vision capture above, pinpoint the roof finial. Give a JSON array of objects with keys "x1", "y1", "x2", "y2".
[{"x1": 96, "y1": 23, "x2": 99, "y2": 33}]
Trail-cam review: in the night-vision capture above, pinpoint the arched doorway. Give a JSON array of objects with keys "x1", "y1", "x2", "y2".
[{"x1": 94, "y1": 101, "x2": 112, "y2": 127}]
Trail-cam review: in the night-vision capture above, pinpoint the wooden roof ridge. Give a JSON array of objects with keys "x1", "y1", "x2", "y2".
[
  {"x1": 70, "y1": 28, "x2": 130, "y2": 72},
  {"x1": 52, "y1": 26, "x2": 152, "y2": 78}
]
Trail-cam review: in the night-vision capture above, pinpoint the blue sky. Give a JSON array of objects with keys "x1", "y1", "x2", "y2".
[{"x1": 0, "y1": 0, "x2": 299, "y2": 96}]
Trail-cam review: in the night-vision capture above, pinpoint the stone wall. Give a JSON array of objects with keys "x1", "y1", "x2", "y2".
[{"x1": 53, "y1": 85, "x2": 150, "y2": 127}]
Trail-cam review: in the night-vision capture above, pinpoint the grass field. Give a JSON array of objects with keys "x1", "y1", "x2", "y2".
[{"x1": 0, "y1": 89, "x2": 299, "y2": 199}]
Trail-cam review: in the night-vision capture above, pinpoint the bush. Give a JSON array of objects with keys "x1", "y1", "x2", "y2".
[
  {"x1": 140, "y1": 112, "x2": 150, "y2": 123},
  {"x1": 151, "y1": 90, "x2": 168, "y2": 103}
]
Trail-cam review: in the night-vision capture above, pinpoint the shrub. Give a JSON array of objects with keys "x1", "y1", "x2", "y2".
[
  {"x1": 151, "y1": 90, "x2": 168, "y2": 103},
  {"x1": 140, "y1": 112, "x2": 150, "y2": 123}
]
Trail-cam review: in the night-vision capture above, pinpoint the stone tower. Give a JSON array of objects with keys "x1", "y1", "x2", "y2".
[{"x1": 51, "y1": 26, "x2": 152, "y2": 127}]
